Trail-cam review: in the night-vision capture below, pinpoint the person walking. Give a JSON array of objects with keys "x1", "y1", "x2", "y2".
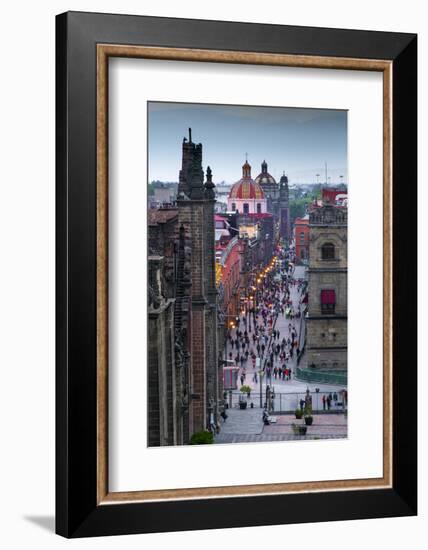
[{"x1": 322, "y1": 395, "x2": 326, "y2": 411}]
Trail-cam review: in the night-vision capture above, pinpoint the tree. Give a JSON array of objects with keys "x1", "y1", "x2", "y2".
[{"x1": 290, "y1": 198, "x2": 309, "y2": 222}]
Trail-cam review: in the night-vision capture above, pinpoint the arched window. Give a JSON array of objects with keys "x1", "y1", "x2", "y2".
[
  {"x1": 256, "y1": 203, "x2": 262, "y2": 214},
  {"x1": 243, "y1": 203, "x2": 249, "y2": 214},
  {"x1": 231, "y1": 203, "x2": 236, "y2": 212},
  {"x1": 321, "y1": 242, "x2": 335, "y2": 260}
]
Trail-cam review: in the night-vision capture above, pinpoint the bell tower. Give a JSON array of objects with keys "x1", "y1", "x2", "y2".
[{"x1": 279, "y1": 172, "x2": 290, "y2": 242}]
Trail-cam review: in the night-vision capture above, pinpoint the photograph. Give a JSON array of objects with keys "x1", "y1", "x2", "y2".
[{"x1": 147, "y1": 102, "x2": 348, "y2": 446}]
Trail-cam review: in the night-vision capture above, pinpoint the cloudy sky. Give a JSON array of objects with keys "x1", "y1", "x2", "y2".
[{"x1": 148, "y1": 102, "x2": 347, "y2": 185}]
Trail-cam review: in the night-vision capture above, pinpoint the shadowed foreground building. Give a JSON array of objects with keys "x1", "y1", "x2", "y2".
[{"x1": 148, "y1": 129, "x2": 221, "y2": 446}]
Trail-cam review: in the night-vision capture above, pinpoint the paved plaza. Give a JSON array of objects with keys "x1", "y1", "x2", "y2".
[{"x1": 214, "y1": 407, "x2": 347, "y2": 444}]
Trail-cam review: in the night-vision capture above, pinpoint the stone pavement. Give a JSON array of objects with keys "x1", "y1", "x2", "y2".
[
  {"x1": 217, "y1": 407, "x2": 263, "y2": 436},
  {"x1": 214, "y1": 407, "x2": 347, "y2": 444}
]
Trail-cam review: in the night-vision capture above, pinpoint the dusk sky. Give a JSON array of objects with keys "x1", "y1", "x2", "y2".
[{"x1": 148, "y1": 102, "x2": 347, "y2": 185}]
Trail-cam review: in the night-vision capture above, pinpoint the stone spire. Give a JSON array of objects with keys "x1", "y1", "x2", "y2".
[
  {"x1": 188, "y1": 142, "x2": 205, "y2": 200},
  {"x1": 178, "y1": 128, "x2": 205, "y2": 200},
  {"x1": 204, "y1": 166, "x2": 216, "y2": 199}
]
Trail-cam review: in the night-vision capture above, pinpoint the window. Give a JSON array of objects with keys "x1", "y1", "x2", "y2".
[
  {"x1": 231, "y1": 203, "x2": 236, "y2": 211},
  {"x1": 256, "y1": 203, "x2": 262, "y2": 213},
  {"x1": 300, "y1": 231, "x2": 305, "y2": 244},
  {"x1": 321, "y1": 242, "x2": 335, "y2": 260},
  {"x1": 243, "y1": 203, "x2": 249, "y2": 214},
  {"x1": 321, "y1": 289, "x2": 336, "y2": 314}
]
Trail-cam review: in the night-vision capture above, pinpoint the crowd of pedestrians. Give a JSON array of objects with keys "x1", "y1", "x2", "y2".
[{"x1": 226, "y1": 246, "x2": 307, "y2": 388}]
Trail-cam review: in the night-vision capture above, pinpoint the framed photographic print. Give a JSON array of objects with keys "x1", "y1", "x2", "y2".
[{"x1": 56, "y1": 11, "x2": 417, "y2": 537}]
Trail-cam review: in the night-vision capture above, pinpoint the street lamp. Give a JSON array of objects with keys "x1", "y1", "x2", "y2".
[{"x1": 258, "y1": 370, "x2": 264, "y2": 408}]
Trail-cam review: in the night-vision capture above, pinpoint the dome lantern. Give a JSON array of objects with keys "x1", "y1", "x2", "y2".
[{"x1": 254, "y1": 160, "x2": 277, "y2": 187}]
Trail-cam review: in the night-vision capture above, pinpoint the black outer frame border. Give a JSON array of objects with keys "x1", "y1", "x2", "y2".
[{"x1": 55, "y1": 11, "x2": 417, "y2": 538}]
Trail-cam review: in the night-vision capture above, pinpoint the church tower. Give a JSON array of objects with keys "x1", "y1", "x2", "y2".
[
  {"x1": 279, "y1": 172, "x2": 290, "y2": 243},
  {"x1": 176, "y1": 129, "x2": 219, "y2": 435},
  {"x1": 305, "y1": 203, "x2": 348, "y2": 379}
]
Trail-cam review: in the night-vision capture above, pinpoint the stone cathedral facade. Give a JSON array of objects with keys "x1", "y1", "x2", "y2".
[
  {"x1": 148, "y1": 129, "x2": 221, "y2": 446},
  {"x1": 305, "y1": 202, "x2": 348, "y2": 377}
]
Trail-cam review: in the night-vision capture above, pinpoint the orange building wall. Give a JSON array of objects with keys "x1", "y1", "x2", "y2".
[{"x1": 294, "y1": 218, "x2": 310, "y2": 261}]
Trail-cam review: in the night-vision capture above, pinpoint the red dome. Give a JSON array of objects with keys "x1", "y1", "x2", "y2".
[
  {"x1": 229, "y1": 158, "x2": 265, "y2": 200},
  {"x1": 229, "y1": 179, "x2": 265, "y2": 200}
]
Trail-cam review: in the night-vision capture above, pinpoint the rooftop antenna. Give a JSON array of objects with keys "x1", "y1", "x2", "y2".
[{"x1": 325, "y1": 162, "x2": 328, "y2": 185}]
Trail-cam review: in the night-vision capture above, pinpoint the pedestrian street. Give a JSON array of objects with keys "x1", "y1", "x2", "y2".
[{"x1": 223, "y1": 262, "x2": 346, "y2": 413}]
